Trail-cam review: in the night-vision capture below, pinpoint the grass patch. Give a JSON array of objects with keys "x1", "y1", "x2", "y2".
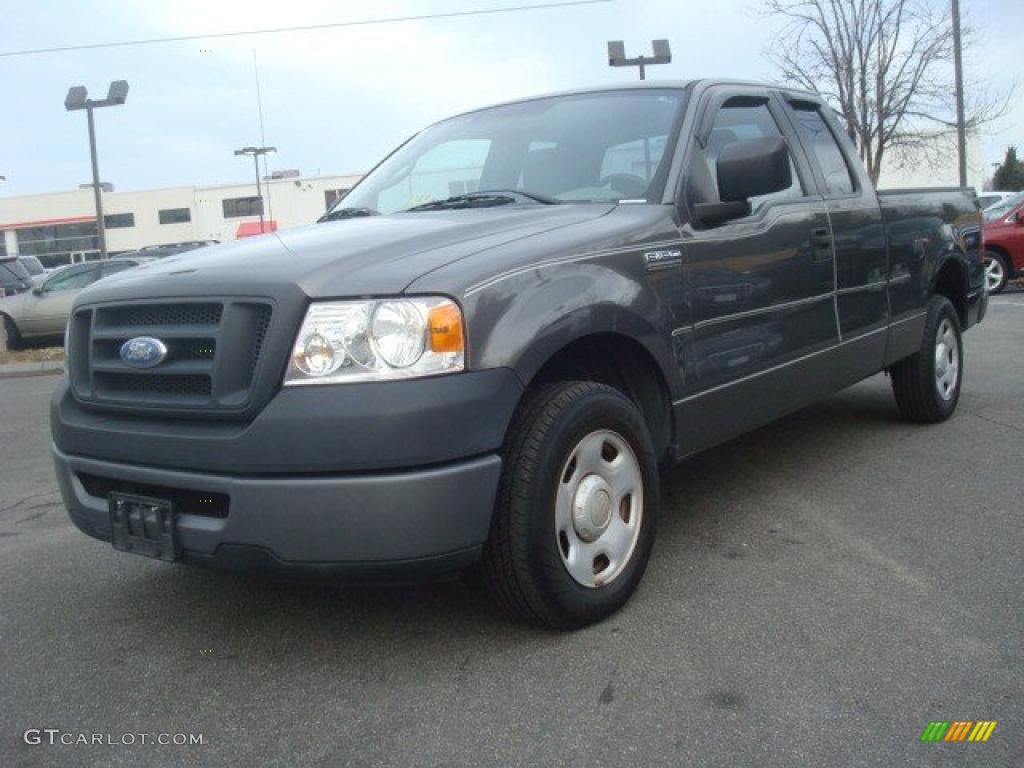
[{"x1": 0, "y1": 346, "x2": 65, "y2": 365}]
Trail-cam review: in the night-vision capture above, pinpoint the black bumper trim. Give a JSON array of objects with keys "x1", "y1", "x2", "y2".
[{"x1": 55, "y1": 445, "x2": 502, "y2": 565}]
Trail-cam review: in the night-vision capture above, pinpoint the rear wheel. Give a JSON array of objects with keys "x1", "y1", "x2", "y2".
[
  {"x1": 890, "y1": 296, "x2": 963, "y2": 423},
  {"x1": 983, "y1": 251, "x2": 1009, "y2": 294},
  {"x1": 2, "y1": 315, "x2": 25, "y2": 351},
  {"x1": 482, "y1": 381, "x2": 658, "y2": 629}
]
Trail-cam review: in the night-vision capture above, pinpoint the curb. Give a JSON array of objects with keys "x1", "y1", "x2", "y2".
[{"x1": 0, "y1": 362, "x2": 65, "y2": 380}]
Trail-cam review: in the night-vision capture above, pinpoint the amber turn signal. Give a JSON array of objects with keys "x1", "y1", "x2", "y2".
[{"x1": 428, "y1": 302, "x2": 464, "y2": 353}]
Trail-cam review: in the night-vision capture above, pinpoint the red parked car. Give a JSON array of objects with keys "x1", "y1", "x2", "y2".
[{"x1": 983, "y1": 191, "x2": 1024, "y2": 293}]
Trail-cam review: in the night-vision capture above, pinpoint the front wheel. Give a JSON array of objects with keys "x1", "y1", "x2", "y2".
[
  {"x1": 482, "y1": 381, "x2": 658, "y2": 629},
  {"x1": 890, "y1": 296, "x2": 963, "y2": 423},
  {"x1": 983, "y1": 251, "x2": 1009, "y2": 294}
]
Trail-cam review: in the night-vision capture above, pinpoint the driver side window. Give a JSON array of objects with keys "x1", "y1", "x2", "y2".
[{"x1": 703, "y1": 102, "x2": 804, "y2": 212}]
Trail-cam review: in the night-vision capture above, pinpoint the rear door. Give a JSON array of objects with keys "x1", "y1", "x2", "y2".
[
  {"x1": 674, "y1": 85, "x2": 839, "y2": 454},
  {"x1": 781, "y1": 97, "x2": 888, "y2": 383}
]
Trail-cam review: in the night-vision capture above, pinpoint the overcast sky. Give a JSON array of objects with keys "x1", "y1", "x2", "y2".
[{"x1": 0, "y1": 0, "x2": 1020, "y2": 198}]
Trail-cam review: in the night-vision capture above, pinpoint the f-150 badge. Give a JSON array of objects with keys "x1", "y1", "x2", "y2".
[{"x1": 643, "y1": 249, "x2": 683, "y2": 271}]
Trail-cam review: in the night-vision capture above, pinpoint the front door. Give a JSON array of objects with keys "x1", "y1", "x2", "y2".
[{"x1": 674, "y1": 88, "x2": 839, "y2": 455}]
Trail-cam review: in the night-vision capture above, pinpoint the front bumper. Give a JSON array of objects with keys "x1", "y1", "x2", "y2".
[
  {"x1": 54, "y1": 445, "x2": 502, "y2": 580},
  {"x1": 51, "y1": 367, "x2": 523, "y2": 579}
]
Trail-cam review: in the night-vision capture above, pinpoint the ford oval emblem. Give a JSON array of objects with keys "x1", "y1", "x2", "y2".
[{"x1": 119, "y1": 337, "x2": 168, "y2": 369}]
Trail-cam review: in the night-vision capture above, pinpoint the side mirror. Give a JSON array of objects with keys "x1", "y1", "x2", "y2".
[
  {"x1": 718, "y1": 137, "x2": 792, "y2": 202},
  {"x1": 1015, "y1": 210, "x2": 1024, "y2": 225},
  {"x1": 32, "y1": 287, "x2": 43, "y2": 296},
  {"x1": 695, "y1": 137, "x2": 793, "y2": 226}
]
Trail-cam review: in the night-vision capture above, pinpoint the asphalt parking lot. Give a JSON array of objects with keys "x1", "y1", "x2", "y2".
[{"x1": 2, "y1": 291, "x2": 1022, "y2": 768}]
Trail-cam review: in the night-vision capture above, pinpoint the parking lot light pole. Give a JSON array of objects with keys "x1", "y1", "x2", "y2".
[
  {"x1": 234, "y1": 146, "x2": 277, "y2": 233},
  {"x1": 64, "y1": 81, "x2": 129, "y2": 260},
  {"x1": 607, "y1": 39, "x2": 672, "y2": 81},
  {"x1": 951, "y1": 0, "x2": 967, "y2": 188}
]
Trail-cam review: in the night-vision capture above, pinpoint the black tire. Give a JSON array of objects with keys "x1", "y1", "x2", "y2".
[
  {"x1": 890, "y1": 296, "x2": 963, "y2": 423},
  {"x1": 983, "y1": 251, "x2": 1009, "y2": 294},
  {"x1": 2, "y1": 314, "x2": 25, "y2": 351},
  {"x1": 482, "y1": 381, "x2": 659, "y2": 629}
]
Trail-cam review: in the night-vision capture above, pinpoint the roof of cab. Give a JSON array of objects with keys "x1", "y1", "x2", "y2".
[{"x1": 447, "y1": 78, "x2": 823, "y2": 122}]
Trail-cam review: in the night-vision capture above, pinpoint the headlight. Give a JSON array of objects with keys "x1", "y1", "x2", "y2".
[{"x1": 284, "y1": 297, "x2": 465, "y2": 385}]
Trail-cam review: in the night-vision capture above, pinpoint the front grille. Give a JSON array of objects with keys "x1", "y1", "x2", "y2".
[
  {"x1": 95, "y1": 372, "x2": 213, "y2": 397},
  {"x1": 102, "y1": 302, "x2": 223, "y2": 328},
  {"x1": 69, "y1": 299, "x2": 274, "y2": 413}
]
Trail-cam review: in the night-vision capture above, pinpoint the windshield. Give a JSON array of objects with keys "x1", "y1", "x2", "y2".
[
  {"x1": 984, "y1": 191, "x2": 1024, "y2": 221},
  {"x1": 330, "y1": 89, "x2": 687, "y2": 216}
]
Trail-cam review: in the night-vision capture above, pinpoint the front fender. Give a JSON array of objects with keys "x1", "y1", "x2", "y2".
[{"x1": 463, "y1": 260, "x2": 679, "y2": 394}]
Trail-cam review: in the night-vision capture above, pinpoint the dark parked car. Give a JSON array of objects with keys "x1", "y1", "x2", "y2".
[
  {"x1": 51, "y1": 81, "x2": 986, "y2": 628},
  {"x1": 1, "y1": 258, "x2": 148, "y2": 349}
]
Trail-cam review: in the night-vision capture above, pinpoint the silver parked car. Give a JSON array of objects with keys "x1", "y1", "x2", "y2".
[
  {"x1": 1, "y1": 258, "x2": 148, "y2": 349},
  {"x1": 18, "y1": 256, "x2": 49, "y2": 286}
]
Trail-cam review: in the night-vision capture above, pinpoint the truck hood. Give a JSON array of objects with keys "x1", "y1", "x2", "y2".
[{"x1": 80, "y1": 204, "x2": 615, "y2": 304}]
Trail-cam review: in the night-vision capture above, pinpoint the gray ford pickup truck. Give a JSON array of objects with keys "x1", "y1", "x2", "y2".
[{"x1": 51, "y1": 81, "x2": 987, "y2": 628}]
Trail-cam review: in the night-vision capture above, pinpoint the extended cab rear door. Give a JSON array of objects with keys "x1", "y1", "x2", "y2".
[{"x1": 779, "y1": 96, "x2": 888, "y2": 382}]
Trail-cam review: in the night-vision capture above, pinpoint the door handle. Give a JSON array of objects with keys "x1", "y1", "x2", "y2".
[
  {"x1": 811, "y1": 228, "x2": 834, "y2": 262},
  {"x1": 811, "y1": 228, "x2": 833, "y2": 246}
]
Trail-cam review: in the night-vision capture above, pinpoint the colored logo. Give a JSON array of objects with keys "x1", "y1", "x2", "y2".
[
  {"x1": 119, "y1": 337, "x2": 168, "y2": 369},
  {"x1": 920, "y1": 721, "x2": 997, "y2": 742}
]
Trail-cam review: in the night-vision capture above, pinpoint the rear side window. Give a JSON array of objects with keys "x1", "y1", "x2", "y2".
[
  {"x1": 20, "y1": 256, "x2": 46, "y2": 276},
  {"x1": 791, "y1": 106, "x2": 855, "y2": 196},
  {"x1": 101, "y1": 261, "x2": 136, "y2": 277},
  {"x1": 0, "y1": 259, "x2": 31, "y2": 288}
]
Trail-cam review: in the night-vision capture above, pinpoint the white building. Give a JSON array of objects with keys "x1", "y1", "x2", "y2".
[{"x1": 0, "y1": 172, "x2": 362, "y2": 268}]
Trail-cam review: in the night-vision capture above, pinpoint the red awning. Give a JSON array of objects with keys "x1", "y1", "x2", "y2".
[
  {"x1": 0, "y1": 214, "x2": 95, "y2": 231},
  {"x1": 236, "y1": 220, "x2": 278, "y2": 238}
]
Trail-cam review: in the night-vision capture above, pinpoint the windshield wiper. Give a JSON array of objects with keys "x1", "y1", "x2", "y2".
[
  {"x1": 318, "y1": 207, "x2": 380, "y2": 222},
  {"x1": 405, "y1": 189, "x2": 561, "y2": 212}
]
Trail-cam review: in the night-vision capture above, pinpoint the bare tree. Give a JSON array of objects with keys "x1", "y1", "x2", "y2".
[{"x1": 763, "y1": 0, "x2": 1011, "y2": 184}]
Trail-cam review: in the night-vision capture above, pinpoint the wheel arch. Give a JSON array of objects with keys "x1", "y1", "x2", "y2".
[
  {"x1": 1, "y1": 310, "x2": 20, "y2": 334},
  {"x1": 932, "y1": 257, "x2": 969, "y2": 329},
  {"x1": 518, "y1": 329, "x2": 676, "y2": 463}
]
